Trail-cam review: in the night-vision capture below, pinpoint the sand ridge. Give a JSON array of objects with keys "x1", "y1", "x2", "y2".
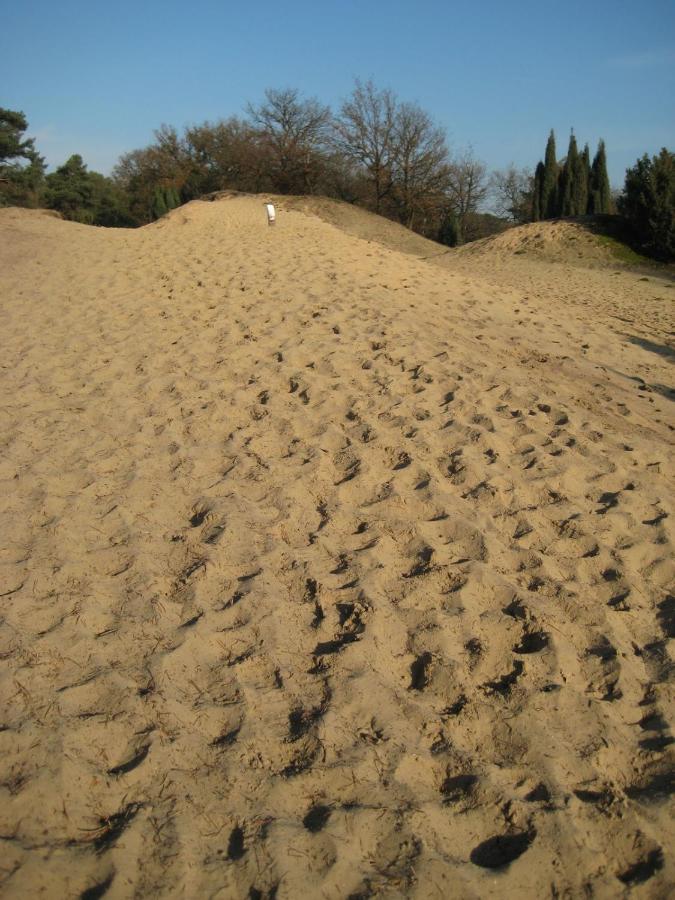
[{"x1": 0, "y1": 197, "x2": 673, "y2": 897}]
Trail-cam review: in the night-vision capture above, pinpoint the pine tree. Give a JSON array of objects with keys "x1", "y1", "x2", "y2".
[
  {"x1": 0, "y1": 108, "x2": 46, "y2": 208},
  {"x1": 532, "y1": 162, "x2": 544, "y2": 221},
  {"x1": 541, "y1": 130, "x2": 558, "y2": 219},
  {"x1": 561, "y1": 132, "x2": 579, "y2": 216},
  {"x1": 590, "y1": 140, "x2": 611, "y2": 214}
]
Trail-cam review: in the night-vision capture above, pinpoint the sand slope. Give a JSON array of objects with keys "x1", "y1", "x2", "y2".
[{"x1": 0, "y1": 198, "x2": 673, "y2": 898}]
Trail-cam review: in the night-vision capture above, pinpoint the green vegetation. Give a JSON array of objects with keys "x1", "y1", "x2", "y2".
[
  {"x1": 541, "y1": 130, "x2": 559, "y2": 219},
  {"x1": 0, "y1": 107, "x2": 45, "y2": 208},
  {"x1": 560, "y1": 133, "x2": 578, "y2": 216},
  {"x1": 619, "y1": 149, "x2": 674, "y2": 261},
  {"x1": 0, "y1": 90, "x2": 494, "y2": 242},
  {"x1": 438, "y1": 210, "x2": 461, "y2": 246},
  {"x1": 575, "y1": 144, "x2": 590, "y2": 218},
  {"x1": 532, "y1": 162, "x2": 544, "y2": 221},
  {"x1": 1, "y1": 99, "x2": 672, "y2": 260},
  {"x1": 590, "y1": 140, "x2": 611, "y2": 215},
  {"x1": 532, "y1": 130, "x2": 612, "y2": 220},
  {"x1": 594, "y1": 232, "x2": 658, "y2": 267},
  {"x1": 44, "y1": 154, "x2": 133, "y2": 226}
]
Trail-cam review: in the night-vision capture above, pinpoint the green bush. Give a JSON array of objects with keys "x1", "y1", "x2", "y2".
[
  {"x1": 45, "y1": 154, "x2": 135, "y2": 226},
  {"x1": 619, "y1": 149, "x2": 675, "y2": 261},
  {"x1": 438, "y1": 210, "x2": 461, "y2": 246}
]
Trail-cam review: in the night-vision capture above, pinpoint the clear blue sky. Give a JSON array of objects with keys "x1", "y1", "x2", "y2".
[{"x1": 2, "y1": 0, "x2": 674, "y2": 188}]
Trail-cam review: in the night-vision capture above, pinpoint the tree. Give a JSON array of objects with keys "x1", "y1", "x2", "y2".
[
  {"x1": 152, "y1": 188, "x2": 168, "y2": 219},
  {"x1": 619, "y1": 148, "x2": 674, "y2": 260},
  {"x1": 0, "y1": 108, "x2": 45, "y2": 207},
  {"x1": 532, "y1": 161, "x2": 544, "y2": 221},
  {"x1": 438, "y1": 209, "x2": 461, "y2": 246},
  {"x1": 560, "y1": 132, "x2": 579, "y2": 216},
  {"x1": 45, "y1": 154, "x2": 133, "y2": 225},
  {"x1": 490, "y1": 164, "x2": 533, "y2": 223},
  {"x1": 182, "y1": 117, "x2": 266, "y2": 196},
  {"x1": 0, "y1": 108, "x2": 42, "y2": 169},
  {"x1": 590, "y1": 139, "x2": 611, "y2": 214},
  {"x1": 541, "y1": 130, "x2": 559, "y2": 218},
  {"x1": 247, "y1": 88, "x2": 331, "y2": 194},
  {"x1": 574, "y1": 143, "x2": 591, "y2": 216},
  {"x1": 391, "y1": 101, "x2": 450, "y2": 229},
  {"x1": 112, "y1": 125, "x2": 192, "y2": 223},
  {"x1": 45, "y1": 154, "x2": 96, "y2": 221},
  {"x1": 334, "y1": 79, "x2": 398, "y2": 213},
  {"x1": 446, "y1": 150, "x2": 489, "y2": 234},
  {"x1": 463, "y1": 211, "x2": 509, "y2": 243}
]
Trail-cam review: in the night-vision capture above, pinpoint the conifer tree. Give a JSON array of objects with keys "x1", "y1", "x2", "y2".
[
  {"x1": 561, "y1": 132, "x2": 579, "y2": 216},
  {"x1": 590, "y1": 140, "x2": 611, "y2": 213},
  {"x1": 541, "y1": 130, "x2": 558, "y2": 218},
  {"x1": 166, "y1": 187, "x2": 181, "y2": 210},
  {"x1": 532, "y1": 162, "x2": 544, "y2": 221},
  {"x1": 576, "y1": 143, "x2": 591, "y2": 215},
  {"x1": 619, "y1": 148, "x2": 674, "y2": 260},
  {"x1": 0, "y1": 108, "x2": 46, "y2": 207},
  {"x1": 438, "y1": 209, "x2": 461, "y2": 246},
  {"x1": 152, "y1": 188, "x2": 168, "y2": 219}
]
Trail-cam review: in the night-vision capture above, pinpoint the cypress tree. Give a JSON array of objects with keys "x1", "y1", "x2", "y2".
[
  {"x1": 438, "y1": 209, "x2": 461, "y2": 247},
  {"x1": 167, "y1": 187, "x2": 181, "y2": 209},
  {"x1": 541, "y1": 130, "x2": 558, "y2": 219},
  {"x1": 532, "y1": 162, "x2": 544, "y2": 221},
  {"x1": 152, "y1": 188, "x2": 168, "y2": 219},
  {"x1": 590, "y1": 140, "x2": 611, "y2": 214},
  {"x1": 576, "y1": 143, "x2": 591, "y2": 214},
  {"x1": 561, "y1": 132, "x2": 579, "y2": 216}
]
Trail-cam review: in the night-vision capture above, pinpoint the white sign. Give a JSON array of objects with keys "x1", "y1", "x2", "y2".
[{"x1": 266, "y1": 203, "x2": 276, "y2": 225}]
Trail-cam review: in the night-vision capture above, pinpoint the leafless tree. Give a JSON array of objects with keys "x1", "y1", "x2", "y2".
[
  {"x1": 446, "y1": 150, "x2": 489, "y2": 231},
  {"x1": 247, "y1": 88, "x2": 331, "y2": 194},
  {"x1": 333, "y1": 80, "x2": 398, "y2": 213},
  {"x1": 490, "y1": 164, "x2": 533, "y2": 223},
  {"x1": 392, "y1": 102, "x2": 450, "y2": 229}
]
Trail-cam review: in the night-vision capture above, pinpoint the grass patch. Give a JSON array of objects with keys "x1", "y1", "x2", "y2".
[
  {"x1": 582, "y1": 214, "x2": 671, "y2": 271},
  {"x1": 593, "y1": 232, "x2": 657, "y2": 267}
]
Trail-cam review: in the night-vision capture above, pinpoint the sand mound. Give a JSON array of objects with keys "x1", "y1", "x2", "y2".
[
  {"x1": 203, "y1": 190, "x2": 442, "y2": 258},
  {"x1": 0, "y1": 206, "x2": 63, "y2": 222},
  {"x1": 0, "y1": 195, "x2": 673, "y2": 898},
  {"x1": 456, "y1": 218, "x2": 622, "y2": 265}
]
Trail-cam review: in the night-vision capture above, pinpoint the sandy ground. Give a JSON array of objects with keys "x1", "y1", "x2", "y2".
[{"x1": 0, "y1": 198, "x2": 673, "y2": 898}]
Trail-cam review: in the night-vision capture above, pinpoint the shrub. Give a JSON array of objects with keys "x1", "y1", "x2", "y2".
[{"x1": 619, "y1": 149, "x2": 675, "y2": 261}]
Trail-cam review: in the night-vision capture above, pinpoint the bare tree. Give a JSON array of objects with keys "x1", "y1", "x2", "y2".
[
  {"x1": 490, "y1": 164, "x2": 533, "y2": 223},
  {"x1": 392, "y1": 102, "x2": 450, "y2": 230},
  {"x1": 334, "y1": 79, "x2": 398, "y2": 213},
  {"x1": 247, "y1": 88, "x2": 331, "y2": 194},
  {"x1": 446, "y1": 150, "x2": 489, "y2": 228}
]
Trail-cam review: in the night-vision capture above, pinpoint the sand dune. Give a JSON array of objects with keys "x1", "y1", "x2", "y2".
[{"x1": 0, "y1": 197, "x2": 673, "y2": 898}]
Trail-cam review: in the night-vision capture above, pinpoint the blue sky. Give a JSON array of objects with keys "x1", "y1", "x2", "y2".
[{"x1": 2, "y1": 0, "x2": 674, "y2": 188}]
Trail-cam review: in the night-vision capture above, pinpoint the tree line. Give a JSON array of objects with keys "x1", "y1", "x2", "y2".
[
  {"x1": 1, "y1": 88, "x2": 673, "y2": 258},
  {"x1": 0, "y1": 85, "x2": 502, "y2": 244},
  {"x1": 109, "y1": 82, "x2": 501, "y2": 244}
]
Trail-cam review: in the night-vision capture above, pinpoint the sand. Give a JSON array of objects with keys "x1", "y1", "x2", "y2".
[{"x1": 0, "y1": 197, "x2": 673, "y2": 898}]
